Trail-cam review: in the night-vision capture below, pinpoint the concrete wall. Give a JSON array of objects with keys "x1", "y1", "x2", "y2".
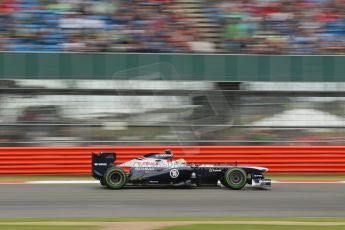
[{"x1": 0, "y1": 52, "x2": 344, "y2": 81}]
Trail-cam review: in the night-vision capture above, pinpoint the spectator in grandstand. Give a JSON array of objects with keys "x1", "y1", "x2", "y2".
[
  {"x1": 210, "y1": 0, "x2": 344, "y2": 54},
  {"x1": 0, "y1": 0, "x2": 343, "y2": 54}
]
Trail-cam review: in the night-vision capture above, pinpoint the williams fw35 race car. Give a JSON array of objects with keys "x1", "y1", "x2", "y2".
[{"x1": 92, "y1": 150, "x2": 271, "y2": 190}]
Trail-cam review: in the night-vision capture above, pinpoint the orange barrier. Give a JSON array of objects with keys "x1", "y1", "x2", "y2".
[{"x1": 0, "y1": 146, "x2": 344, "y2": 174}]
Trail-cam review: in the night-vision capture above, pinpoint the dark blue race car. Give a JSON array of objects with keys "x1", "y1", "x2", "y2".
[{"x1": 92, "y1": 150, "x2": 271, "y2": 190}]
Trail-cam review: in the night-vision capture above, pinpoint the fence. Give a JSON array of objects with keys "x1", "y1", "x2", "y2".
[{"x1": 0, "y1": 146, "x2": 344, "y2": 174}]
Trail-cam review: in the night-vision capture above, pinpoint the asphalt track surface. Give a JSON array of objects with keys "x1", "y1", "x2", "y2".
[{"x1": 0, "y1": 184, "x2": 344, "y2": 218}]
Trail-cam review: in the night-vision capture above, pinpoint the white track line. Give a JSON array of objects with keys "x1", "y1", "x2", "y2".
[
  {"x1": 27, "y1": 180, "x2": 99, "y2": 184},
  {"x1": 0, "y1": 180, "x2": 344, "y2": 185},
  {"x1": 272, "y1": 180, "x2": 345, "y2": 184}
]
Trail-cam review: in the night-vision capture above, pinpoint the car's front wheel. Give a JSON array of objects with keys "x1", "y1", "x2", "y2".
[
  {"x1": 104, "y1": 167, "x2": 127, "y2": 189},
  {"x1": 224, "y1": 168, "x2": 247, "y2": 190}
]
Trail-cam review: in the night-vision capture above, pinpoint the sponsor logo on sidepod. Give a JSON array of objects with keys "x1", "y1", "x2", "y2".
[{"x1": 170, "y1": 169, "x2": 179, "y2": 178}]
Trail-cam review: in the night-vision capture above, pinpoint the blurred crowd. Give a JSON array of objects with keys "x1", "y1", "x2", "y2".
[
  {"x1": 0, "y1": 0, "x2": 196, "y2": 52},
  {"x1": 0, "y1": 0, "x2": 344, "y2": 54},
  {"x1": 210, "y1": 0, "x2": 345, "y2": 54}
]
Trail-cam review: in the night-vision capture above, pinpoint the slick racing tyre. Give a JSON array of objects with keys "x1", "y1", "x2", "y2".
[
  {"x1": 104, "y1": 167, "x2": 127, "y2": 189},
  {"x1": 224, "y1": 168, "x2": 247, "y2": 190}
]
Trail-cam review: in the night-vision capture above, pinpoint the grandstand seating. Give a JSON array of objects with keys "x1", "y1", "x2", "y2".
[{"x1": 0, "y1": 0, "x2": 344, "y2": 53}]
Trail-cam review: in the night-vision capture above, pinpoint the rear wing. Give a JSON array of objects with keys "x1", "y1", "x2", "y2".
[{"x1": 91, "y1": 152, "x2": 116, "y2": 180}]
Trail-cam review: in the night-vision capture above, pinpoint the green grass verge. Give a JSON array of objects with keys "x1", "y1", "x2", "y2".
[
  {"x1": 0, "y1": 226, "x2": 96, "y2": 230},
  {"x1": 0, "y1": 217, "x2": 344, "y2": 223},
  {"x1": 160, "y1": 224, "x2": 345, "y2": 230}
]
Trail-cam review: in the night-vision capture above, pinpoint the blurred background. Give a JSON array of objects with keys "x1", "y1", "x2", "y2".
[
  {"x1": 0, "y1": 0, "x2": 344, "y2": 147},
  {"x1": 1, "y1": 78, "x2": 345, "y2": 146},
  {"x1": 0, "y1": 1, "x2": 344, "y2": 224},
  {"x1": 0, "y1": 0, "x2": 344, "y2": 53}
]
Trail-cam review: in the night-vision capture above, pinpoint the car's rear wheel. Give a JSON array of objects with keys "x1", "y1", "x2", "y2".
[
  {"x1": 224, "y1": 168, "x2": 247, "y2": 190},
  {"x1": 104, "y1": 167, "x2": 127, "y2": 189}
]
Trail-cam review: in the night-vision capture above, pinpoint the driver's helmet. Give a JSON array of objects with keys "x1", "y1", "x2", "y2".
[
  {"x1": 174, "y1": 158, "x2": 186, "y2": 166},
  {"x1": 165, "y1": 149, "x2": 173, "y2": 158}
]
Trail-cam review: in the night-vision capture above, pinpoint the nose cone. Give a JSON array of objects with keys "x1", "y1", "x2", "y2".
[
  {"x1": 251, "y1": 166, "x2": 269, "y2": 172},
  {"x1": 261, "y1": 167, "x2": 269, "y2": 172}
]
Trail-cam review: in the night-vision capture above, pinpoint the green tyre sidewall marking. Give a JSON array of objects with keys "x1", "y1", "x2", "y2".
[
  {"x1": 224, "y1": 168, "x2": 247, "y2": 190},
  {"x1": 104, "y1": 167, "x2": 127, "y2": 189}
]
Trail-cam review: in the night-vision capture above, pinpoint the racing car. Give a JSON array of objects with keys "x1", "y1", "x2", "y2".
[{"x1": 92, "y1": 150, "x2": 271, "y2": 190}]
